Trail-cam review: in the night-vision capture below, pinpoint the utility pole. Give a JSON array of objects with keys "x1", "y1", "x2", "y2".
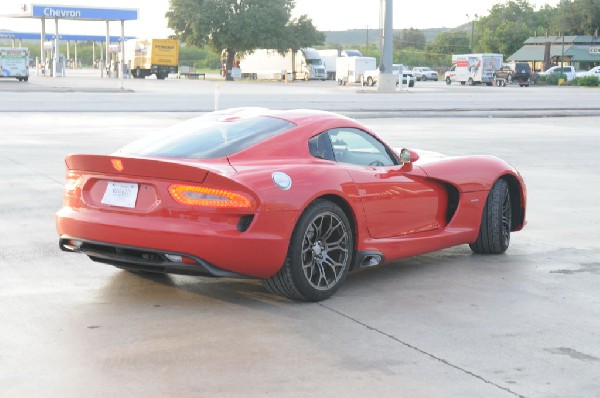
[
  {"x1": 378, "y1": 0, "x2": 395, "y2": 92},
  {"x1": 466, "y1": 14, "x2": 477, "y2": 52},
  {"x1": 366, "y1": 25, "x2": 369, "y2": 57}
]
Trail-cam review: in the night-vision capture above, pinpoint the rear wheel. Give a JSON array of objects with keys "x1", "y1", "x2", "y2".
[
  {"x1": 264, "y1": 200, "x2": 353, "y2": 301},
  {"x1": 470, "y1": 179, "x2": 512, "y2": 254}
]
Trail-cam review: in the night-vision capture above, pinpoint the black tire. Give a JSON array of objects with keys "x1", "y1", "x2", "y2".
[
  {"x1": 367, "y1": 76, "x2": 374, "y2": 86},
  {"x1": 264, "y1": 200, "x2": 354, "y2": 301},
  {"x1": 470, "y1": 179, "x2": 512, "y2": 254},
  {"x1": 446, "y1": 77, "x2": 451, "y2": 85},
  {"x1": 468, "y1": 78, "x2": 474, "y2": 86}
]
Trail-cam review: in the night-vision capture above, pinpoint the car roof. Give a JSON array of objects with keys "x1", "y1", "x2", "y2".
[{"x1": 207, "y1": 107, "x2": 351, "y2": 127}]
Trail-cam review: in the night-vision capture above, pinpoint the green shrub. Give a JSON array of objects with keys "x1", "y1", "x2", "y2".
[
  {"x1": 534, "y1": 74, "x2": 548, "y2": 85},
  {"x1": 547, "y1": 72, "x2": 567, "y2": 85},
  {"x1": 573, "y1": 76, "x2": 600, "y2": 87}
]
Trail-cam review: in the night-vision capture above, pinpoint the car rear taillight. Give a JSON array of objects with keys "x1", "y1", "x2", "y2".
[
  {"x1": 168, "y1": 184, "x2": 252, "y2": 209},
  {"x1": 64, "y1": 171, "x2": 81, "y2": 194}
]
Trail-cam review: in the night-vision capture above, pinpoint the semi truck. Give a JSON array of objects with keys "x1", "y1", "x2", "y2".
[
  {"x1": 444, "y1": 53, "x2": 503, "y2": 86},
  {"x1": 239, "y1": 48, "x2": 326, "y2": 80},
  {"x1": 0, "y1": 47, "x2": 29, "y2": 82},
  {"x1": 125, "y1": 39, "x2": 179, "y2": 80}
]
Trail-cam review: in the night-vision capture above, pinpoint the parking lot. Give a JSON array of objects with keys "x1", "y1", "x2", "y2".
[{"x1": 1, "y1": 75, "x2": 599, "y2": 397}]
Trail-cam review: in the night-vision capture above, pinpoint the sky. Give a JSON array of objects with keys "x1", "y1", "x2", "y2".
[{"x1": 0, "y1": 0, "x2": 562, "y2": 38}]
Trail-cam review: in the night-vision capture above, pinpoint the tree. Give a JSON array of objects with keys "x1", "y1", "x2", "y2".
[
  {"x1": 475, "y1": 0, "x2": 536, "y2": 57},
  {"x1": 394, "y1": 28, "x2": 426, "y2": 51},
  {"x1": 166, "y1": 0, "x2": 322, "y2": 80},
  {"x1": 425, "y1": 31, "x2": 469, "y2": 66},
  {"x1": 561, "y1": 0, "x2": 600, "y2": 35}
]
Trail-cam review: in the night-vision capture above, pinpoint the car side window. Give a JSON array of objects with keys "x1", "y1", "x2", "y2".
[
  {"x1": 327, "y1": 128, "x2": 397, "y2": 167},
  {"x1": 308, "y1": 132, "x2": 335, "y2": 161}
]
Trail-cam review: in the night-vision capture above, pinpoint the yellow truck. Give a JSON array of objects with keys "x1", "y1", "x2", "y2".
[{"x1": 125, "y1": 39, "x2": 179, "y2": 80}]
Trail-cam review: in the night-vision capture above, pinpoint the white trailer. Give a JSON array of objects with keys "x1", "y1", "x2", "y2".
[
  {"x1": 240, "y1": 48, "x2": 326, "y2": 80},
  {"x1": 336, "y1": 56, "x2": 376, "y2": 85},
  {"x1": 0, "y1": 47, "x2": 30, "y2": 82},
  {"x1": 444, "y1": 53, "x2": 503, "y2": 86}
]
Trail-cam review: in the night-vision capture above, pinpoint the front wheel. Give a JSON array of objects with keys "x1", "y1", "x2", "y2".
[
  {"x1": 446, "y1": 77, "x2": 451, "y2": 85},
  {"x1": 264, "y1": 200, "x2": 354, "y2": 301},
  {"x1": 468, "y1": 78, "x2": 474, "y2": 86},
  {"x1": 367, "y1": 76, "x2": 374, "y2": 86},
  {"x1": 470, "y1": 179, "x2": 512, "y2": 254}
]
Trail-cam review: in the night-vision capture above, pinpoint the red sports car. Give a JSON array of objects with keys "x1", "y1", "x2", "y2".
[{"x1": 56, "y1": 108, "x2": 526, "y2": 301}]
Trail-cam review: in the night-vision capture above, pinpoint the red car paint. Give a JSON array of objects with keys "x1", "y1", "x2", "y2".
[{"x1": 56, "y1": 109, "x2": 526, "y2": 280}]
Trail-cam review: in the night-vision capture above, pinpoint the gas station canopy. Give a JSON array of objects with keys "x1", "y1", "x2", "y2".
[
  {"x1": 10, "y1": 4, "x2": 138, "y2": 21},
  {"x1": 3, "y1": 4, "x2": 139, "y2": 80}
]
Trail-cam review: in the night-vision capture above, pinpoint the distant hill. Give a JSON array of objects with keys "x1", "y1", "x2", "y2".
[{"x1": 323, "y1": 27, "x2": 465, "y2": 46}]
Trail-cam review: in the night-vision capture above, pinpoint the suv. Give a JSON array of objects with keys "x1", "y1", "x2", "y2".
[
  {"x1": 539, "y1": 65, "x2": 576, "y2": 81},
  {"x1": 412, "y1": 67, "x2": 439, "y2": 81},
  {"x1": 494, "y1": 62, "x2": 531, "y2": 87}
]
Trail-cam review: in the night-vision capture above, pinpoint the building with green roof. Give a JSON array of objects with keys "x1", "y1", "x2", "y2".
[{"x1": 508, "y1": 36, "x2": 600, "y2": 72}]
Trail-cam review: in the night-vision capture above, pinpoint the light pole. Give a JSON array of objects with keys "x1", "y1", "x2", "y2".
[{"x1": 466, "y1": 14, "x2": 478, "y2": 52}]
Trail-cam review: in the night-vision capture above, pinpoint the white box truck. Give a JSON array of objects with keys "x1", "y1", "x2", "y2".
[
  {"x1": 444, "y1": 53, "x2": 503, "y2": 86},
  {"x1": 317, "y1": 49, "x2": 340, "y2": 80},
  {"x1": 240, "y1": 48, "x2": 326, "y2": 80},
  {"x1": 336, "y1": 56, "x2": 376, "y2": 85},
  {"x1": 0, "y1": 47, "x2": 30, "y2": 82}
]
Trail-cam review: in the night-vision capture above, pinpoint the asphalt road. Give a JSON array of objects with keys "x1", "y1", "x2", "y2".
[
  {"x1": 0, "y1": 75, "x2": 599, "y2": 397},
  {"x1": 0, "y1": 69, "x2": 598, "y2": 117}
]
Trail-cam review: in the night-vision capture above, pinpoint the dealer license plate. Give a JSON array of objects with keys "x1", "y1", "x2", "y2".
[{"x1": 101, "y1": 181, "x2": 139, "y2": 208}]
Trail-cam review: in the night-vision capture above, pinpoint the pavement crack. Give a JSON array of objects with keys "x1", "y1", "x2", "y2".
[
  {"x1": 6, "y1": 157, "x2": 63, "y2": 185},
  {"x1": 319, "y1": 303, "x2": 525, "y2": 398}
]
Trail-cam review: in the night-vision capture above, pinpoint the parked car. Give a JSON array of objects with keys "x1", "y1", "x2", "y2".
[
  {"x1": 363, "y1": 64, "x2": 416, "y2": 87},
  {"x1": 396, "y1": 65, "x2": 416, "y2": 86},
  {"x1": 412, "y1": 66, "x2": 439, "y2": 81},
  {"x1": 493, "y1": 62, "x2": 531, "y2": 87},
  {"x1": 576, "y1": 66, "x2": 600, "y2": 78},
  {"x1": 539, "y1": 65, "x2": 576, "y2": 81},
  {"x1": 55, "y1": 107, "x2": 526, "y2": 302}
]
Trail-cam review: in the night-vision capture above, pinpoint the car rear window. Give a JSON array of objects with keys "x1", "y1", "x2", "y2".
[{"x1": 118, "y1": 116, "x2": 296, "y2": 159}]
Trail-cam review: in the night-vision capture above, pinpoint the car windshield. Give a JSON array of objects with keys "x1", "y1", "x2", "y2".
[
  {"x1": 421, "y1": 67, "x2": 432, "y2": 71},
  {"x1": 307, "y1": 59, "x2": 322, "y2": 66},
  {"x1": 118, "y1": 116, "x2": 296, "y2": 159}
]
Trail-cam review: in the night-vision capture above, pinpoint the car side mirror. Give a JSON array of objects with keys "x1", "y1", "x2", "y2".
[{"x1": 400, "y1": 148, "x2": 419, "y2": 164}]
